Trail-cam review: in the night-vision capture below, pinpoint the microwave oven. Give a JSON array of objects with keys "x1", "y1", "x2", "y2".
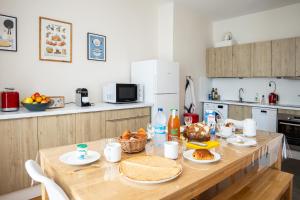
[{"x1": 103, "y1": 83, "x2": 143, "y2": 103}]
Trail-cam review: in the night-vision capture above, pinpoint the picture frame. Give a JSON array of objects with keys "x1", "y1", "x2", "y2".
[
  {"x1": 87, "y1": 32, "x2": 106, "y2": 61},
  {"x1": 39, "y1": 17, "x2": 72, "y2": 63},
  {"x1": 0, "y1": 14, "x2": 17, "y2": 52}
]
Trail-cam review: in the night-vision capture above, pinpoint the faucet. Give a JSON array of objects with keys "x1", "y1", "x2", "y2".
[{"x1": 239, "y1": 88, "x2": 244, "y2": 102}]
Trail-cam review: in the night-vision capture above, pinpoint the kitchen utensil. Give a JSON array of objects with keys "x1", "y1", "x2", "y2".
[
  {"x1": 1, "y1": 88, "x2": 19, "y2": 112},
  {"x1": 22, "y1": 101, "x2": 51, "y2": 112},
  {"x1": 186, "y1": 140, "x2": 220, "y2": 150},
  {"x1": 243, "y1": 119, "x2": 256, "y2": 137},
  {"x1": 164, "y1": 141, "x2": 178, "y2": 160},
  {"x1": 59, "y1": 151, "x2": 100, "y2": 165},
  {"x1": 183, "y1": 150, "x2": 221, "y2": 163},
  {"x1": 104, "y1": 142, "x2": 121, "y2": 163}
]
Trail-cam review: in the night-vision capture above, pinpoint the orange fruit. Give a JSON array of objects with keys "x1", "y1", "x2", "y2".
[
  {"x1": 31, "y1": 94, "x2": 36, "y2": 101},
  {"x1": 41, "y1": 95, "x2": 47, "y2": 100},
  {"x1": 41, "y1": 100, "x2": 48, "y2": 104},
  {"x1": 35, "y1": 96, "x2": 42, "y2": 103}
]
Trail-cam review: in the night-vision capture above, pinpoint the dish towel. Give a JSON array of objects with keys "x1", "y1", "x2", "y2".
[{"x1": 184, "y1": 76, "x2": 196, "y2": 113}]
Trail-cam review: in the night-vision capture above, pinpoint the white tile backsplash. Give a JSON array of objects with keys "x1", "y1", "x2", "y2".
[{"x1": 211, "y1": 78, "x2": 300, "y2": 105}]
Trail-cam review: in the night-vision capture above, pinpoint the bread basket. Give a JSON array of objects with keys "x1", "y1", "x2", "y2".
[{"x1": 118, "y1": 134, "x2": 147, "y2": 153}]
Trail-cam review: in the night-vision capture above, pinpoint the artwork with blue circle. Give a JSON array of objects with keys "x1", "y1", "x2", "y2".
[{"x1": 87, "y1": 33, "x2": 106, "y2": 61}]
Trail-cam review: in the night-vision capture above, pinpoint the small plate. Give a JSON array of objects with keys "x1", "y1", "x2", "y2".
[
  {"x1": 120, "y1": 165, "x2": 182, "y2": 184},
  {"x1": 183, "y1": 149, "x2": 221, "y2": 164},
  {"x1": 226, "y1": 137, "x2": 257, "y2": 147},
  {"x1": 59, "y1": 151, "x2": 101, "y2": 165},
  {"x1": 216, "y1": 132, "x2": 233, "y2": 138}
]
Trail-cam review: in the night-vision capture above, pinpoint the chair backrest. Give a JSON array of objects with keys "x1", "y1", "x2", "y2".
[{"x1": 25, "y1": 160, "x2": 69, "y2": 200}]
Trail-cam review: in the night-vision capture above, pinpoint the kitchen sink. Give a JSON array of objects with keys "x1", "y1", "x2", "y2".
[{"x1": 224, "y1": 100, "x2": 258, "y2": 104}]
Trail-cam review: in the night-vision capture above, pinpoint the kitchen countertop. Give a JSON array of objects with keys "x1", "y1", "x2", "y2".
[
  {"x1": 202, "y1": 100, "x2": 300, "y2": 111},
  {"x1": 0, "y1": 102, "x2": 152, "y2": 120}
]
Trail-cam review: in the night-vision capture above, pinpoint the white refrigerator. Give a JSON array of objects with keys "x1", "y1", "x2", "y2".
[{"x1": 131, "y1": 60, "x2": 179, "y2": 122}]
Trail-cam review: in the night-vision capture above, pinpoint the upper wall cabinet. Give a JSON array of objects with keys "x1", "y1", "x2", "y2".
[
  {"x1": 215, "y1": 46, "x2": 233, "y2": 77},
  {"x1": 233, "y1": 44, "x2": 251, "y2": 77},
  {"x1": 206, "y1": 48, "x2": 216, "y2": 77},
  {"x1": 272, "y1": 38, "x2": 296, "y2": 77},
  {"x1": 296, "y1": 37, "x2": 300, "y2": 76},
  {"x1": 251, "y1": 41, "x2": 272, "y2": 77}
]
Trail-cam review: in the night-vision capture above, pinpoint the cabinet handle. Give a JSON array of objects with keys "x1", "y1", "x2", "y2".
[
  {"x1": 261, "y1": 110, "x2": 267, "y2": 113},
  {"x1": 279, "y1": 122, "x2": 300, "y2": 127}
]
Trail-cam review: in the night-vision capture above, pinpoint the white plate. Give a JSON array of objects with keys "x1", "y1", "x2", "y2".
[
  {"x1": 226, "y1": 137, "x2": 257, "y2": 147},
  {"x1": 120, "y1": 165, "x2": 182, "y2": 184},
  {"x1": 216, "y1": 132, "x2": 233, "y2": 138},
  {"x1": 59, "y1": 151, "x2": 101, "y2": 165},
  {"x1": 183, "y1": 150, "x2": 221, "y2": 164}
]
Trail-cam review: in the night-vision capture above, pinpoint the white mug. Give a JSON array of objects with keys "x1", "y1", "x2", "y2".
[
  {"x1": 220, "y1": 126, "x2": 233, "y2": 137},
  {"x1": 104, "y1": 142, "x2": 121, "y2": 163},
  {"x1": 243, "y1": 119, "x2": 256, "y2": 137},
  {"x1": 164, "y1": 141, "x2": 178, "y2": 160}
]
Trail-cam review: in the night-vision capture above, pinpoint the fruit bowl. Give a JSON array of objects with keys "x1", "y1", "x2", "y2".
[{"x1": 22, "y1": 101, "x2": 52, "y2": 112}]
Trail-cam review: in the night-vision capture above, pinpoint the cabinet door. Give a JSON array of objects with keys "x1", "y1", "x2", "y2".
[
  {"x1": 106, "y1": 118, "x2": 138, "y2": 138},
  {"x1": 296, "y1": 37, "x2": 300, "y2": 76},
  {"x1": 215, "y1": 46, "x2": 233, "y2": 77},
  {"x1": 233, "y1": 44, "x2": 251, "y2": 77},
  {"x1": 76, "y1": 112, "x2": 106, "y2": 143},
  {"x1": 251, "y1": 41, "x2": 272, "y2": 77},
  {"x1": 38, "y1": 114, "x2": 76, "y2": 149},
  {"x1": 0, "y1": 118, "x2": 38, "y2": 194},
  {"x1": 272, "y1": 38, "x2": 296, "y2": 77},
  {"x1": 206, "y1": 48, "x2": 216, "y2": 77},
  {"x1": 228, "y1": 105, "x2": 252, "y2": 120}
]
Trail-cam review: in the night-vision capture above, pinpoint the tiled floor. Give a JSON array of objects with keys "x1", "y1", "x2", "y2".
[{"x1": 282, "y1": 158, "x2": 300, "y2": 200}]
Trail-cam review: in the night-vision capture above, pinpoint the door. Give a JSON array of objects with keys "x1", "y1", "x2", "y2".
[
  {"x1": 252, "y1": 107, "x2": 277, "y2": 132},
  {"x1": 296, "y1": 37, "x2": 300, "y2": 76},
  {"x1": 153, "y1": 94, "x2": 179, "y2": 122},
  {"x1": 251, "y1": 41, "x2": 272, "y2": 77},
  {"x1": 38, "y1": 114, "x2": 76, "y2": 149},
  {"x1": 272, "y1": 38, "x2": 296, "y2": 77},
  {"x1": 155, "y1": 60, "x2": 179, "y2": 94},
  {"x1": 206, "y1": 48, "x2": 216, "y2": 77},
  {"x1": 0, "y1": 118, "x2": 38, "y2": 194},
  {"x1": 233, "y1": 44, "x2": 251, "y2": 77},
  {"x1": 215, "y1": 46, "x2": 233, "y2": 77}
]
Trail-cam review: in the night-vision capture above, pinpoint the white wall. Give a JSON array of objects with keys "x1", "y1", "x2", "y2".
[
  {"x1": 173, "y1": 2, "x2": 212, "y2": 118},
  {"x1": 0, "y1": 0, "x2": 158, "y2": 103},
  {"x1": 211, "y1": 3, "x2": 300, "y2": 106}
]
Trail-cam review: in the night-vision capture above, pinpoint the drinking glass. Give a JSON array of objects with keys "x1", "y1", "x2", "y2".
[
  {"x1": 184, "y1": 116, "x2": 193, "y2": 126},
  {"x1": 147, "y1": 123, "x2": 154, "y2": 138}
]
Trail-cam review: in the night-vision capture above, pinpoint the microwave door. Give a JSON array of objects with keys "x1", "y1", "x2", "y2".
[{"x1": 116, "y1": 84, "x2": 137, "y2": 102}]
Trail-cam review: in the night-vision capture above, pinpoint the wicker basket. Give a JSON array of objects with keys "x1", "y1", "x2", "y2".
[{"x1": 118, "y1": 136, "x2": 147, "y2": 153}]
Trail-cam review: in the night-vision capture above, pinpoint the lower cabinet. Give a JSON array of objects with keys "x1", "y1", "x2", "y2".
[
  {"x1": 38, "y1": 114, "x2": 76, "y2": 149},
  {"x1": 228, "y1": 105, "x2": 252, "y2": 120},
  {"x1": 0, "y1": 118, "x2": 38, "y2": 195},
  {"x1": 75, "y1": 112, "x2": 106, "y2": 143},
  {"x1": 105, "y1": 108, "x2": 151, "y2": 138}
]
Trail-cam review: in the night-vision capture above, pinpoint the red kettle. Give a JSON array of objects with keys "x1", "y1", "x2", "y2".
[{"x1": 268, "y1": 92, "x2": 279, "y2": 105}]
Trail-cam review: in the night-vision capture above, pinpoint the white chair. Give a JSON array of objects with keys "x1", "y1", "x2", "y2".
[{"x1": 25, "y1": 160, "x2": 69, "y2": 200}]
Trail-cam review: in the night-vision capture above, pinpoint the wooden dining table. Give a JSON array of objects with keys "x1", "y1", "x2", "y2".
[{"x1": 39, "y1": 131, "x2": 283, "y2": 200}]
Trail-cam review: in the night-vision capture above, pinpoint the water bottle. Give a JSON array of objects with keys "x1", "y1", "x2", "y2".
[{"x1": 153, "y1": 108, "x2": 167, "y2": 147}]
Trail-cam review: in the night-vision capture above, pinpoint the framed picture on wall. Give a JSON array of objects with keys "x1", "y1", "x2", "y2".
[
  {"x1": 0, "y1": 14, "x2": 17, "y2": 52},
  {"x1": 87, "y1": 33, "x2": 106, "y2": 61},
  {"x1": 39, "y1": 17, "x2": 72, "y2": 63}
]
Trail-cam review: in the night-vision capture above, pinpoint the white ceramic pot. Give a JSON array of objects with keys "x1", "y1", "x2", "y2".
[{"x1": 243, "y1": 119, "x2": 256, "y2": 137}]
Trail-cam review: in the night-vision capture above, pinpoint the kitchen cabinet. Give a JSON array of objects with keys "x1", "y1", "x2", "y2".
[
  {"x1": 278, "y1": 109, "x2": 300, "y2": 116},
  {"x1": 296, "y1": 37, "x2": 300, "y2": 76},
  {"x1": 252, "y1": 107, "x2": 277, "y2": 132},
  {"x1": 233, "y1": 44, "x2": 252, "y2": 77},
  {"x1": 228, "y1": 105, "x2": 252, "y2": 120},
  {"x1": 251, "y1": 41, "x2": 272, "y2": 77},
  {"x1": 105, "y1": 108, "x2": 151, "y2": 137},
  {"x1": 272, "y1": 38, "x2": 296, "y2": 77},
  {"x1": 206, "y1": 48, "x2": 216, "y2": 77},
  {"x1": 215, "y1": 46, "x2": 233, "y2": 77},
  {"x1": 38, "y1": 114, "x2": 76, "y2": 149},
  {"x1": 0, "y1": 118, "x2": 38, "y2": 195},
  {"x1": 75, "y1": 112, "x2": 106, "y2": 143}
]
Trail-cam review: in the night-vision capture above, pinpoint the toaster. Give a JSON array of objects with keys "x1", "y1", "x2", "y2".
[{"x1": 1, "y1": 88, "x2": 19, "y2": 112}]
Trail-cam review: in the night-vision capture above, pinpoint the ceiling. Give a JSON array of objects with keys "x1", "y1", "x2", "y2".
[{"x1": 175, "y1": 0, "x2": 300, "y2": 21}]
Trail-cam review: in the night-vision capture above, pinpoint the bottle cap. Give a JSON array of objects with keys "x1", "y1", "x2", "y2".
[{"x1": 158, "y1": 108, "x2": 163, "y2": 112}]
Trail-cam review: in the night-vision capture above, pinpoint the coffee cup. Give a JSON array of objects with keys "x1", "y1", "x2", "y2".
[
  {"x1": 104, "y1": 142, "x2": 121, "y2": 163},
  {"x1": 164, "y1": 141, "x2": 178, "y2": 160},
  {"x1": 221, "y1": 126, "x2": 233, "y2": 137}
]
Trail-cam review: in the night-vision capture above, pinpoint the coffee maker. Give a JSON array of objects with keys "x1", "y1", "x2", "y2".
[{"x1": 75, "y1": 88, "x2": 91, "y2": 107}]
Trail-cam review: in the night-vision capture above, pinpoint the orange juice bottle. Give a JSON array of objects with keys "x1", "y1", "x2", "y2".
[{"x1": 168, "y1": 109, "x2": 180, "y2": 141}]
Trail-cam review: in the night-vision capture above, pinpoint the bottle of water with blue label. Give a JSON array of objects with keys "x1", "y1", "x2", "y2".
[{"x1": 153, "y1": 108, "x2": 167, "y2": 147}]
